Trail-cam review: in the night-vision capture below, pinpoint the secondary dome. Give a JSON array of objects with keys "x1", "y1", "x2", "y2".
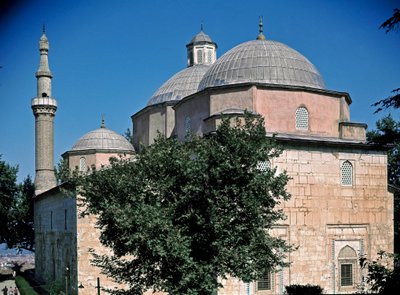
[
  {"x1": 71, "y1": 126, "x2": 134, "y2": 152},
  {"x1": 147, "y1": 64, "x2": 210, "y2": 106},
  {"x1": 198, "y1": 40, "x2": 325, "y2": 90}
]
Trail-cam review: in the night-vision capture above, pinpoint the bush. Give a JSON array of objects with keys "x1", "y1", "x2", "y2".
[
  {"x1": 42, "y1": 280, "x2": 65, "y2": 295},
  {"x1": 15, "y1": 275, "x2": 39, "y2": 295},
  {"x1": 285, "y1": 284, "x2": 323, "y2": 295}
]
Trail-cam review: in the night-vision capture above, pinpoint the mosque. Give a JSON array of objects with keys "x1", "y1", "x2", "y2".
[{"x1": 32, "y1": 20, "x2": 394, "y2": 294}]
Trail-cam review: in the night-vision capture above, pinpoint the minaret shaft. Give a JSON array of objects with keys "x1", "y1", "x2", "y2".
[{"x1": 32, "y1": 30, "x2": 57, "y2": 195}]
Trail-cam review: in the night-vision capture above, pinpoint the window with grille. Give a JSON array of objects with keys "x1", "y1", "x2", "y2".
[
  {"x1": 295, "y1": 107, "x2": 309, "y2": 130},
  {"x1": 197, "y1": 49, "x2": 203, "y2": 64},
  {"x1": 341, "y1": 264, "x2": 353, "y2": 286},
  {"x1": 257, "y1": 160, "x2": 271, "y2": 172},
  {"x1": 341, "y1": 161, "x2": 353, "y2": 186},
  {"x1": 338, "y1": 245, "x2": 357, "y2": 289},
  {"x1": 257, "y1": 273, "x2": 272, "y2": 290},
  {"x1": 79, "y1": 157, "x2": 86, "y2": 172},
  {"x1": 207, "y1": 50, "x2": 213, "y2": 63}
]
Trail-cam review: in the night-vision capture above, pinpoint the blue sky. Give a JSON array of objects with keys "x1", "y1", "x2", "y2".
[{"x1": 0, "y1": 0, "x2": 399, "y2": 181}]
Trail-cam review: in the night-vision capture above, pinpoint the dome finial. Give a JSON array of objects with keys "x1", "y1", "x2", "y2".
[
  {"x1": 200, "y1": 22, "x2": 204, "y2": 32},
  {"x1": 256, "y1": 16, "x2": 266, "y2": 40},
  {"x1": 42, "y1": 24, "x2": 46, "y2": 34},
  {"x1": 101, "y1": 114, "x2": 106, "y2": 128}
]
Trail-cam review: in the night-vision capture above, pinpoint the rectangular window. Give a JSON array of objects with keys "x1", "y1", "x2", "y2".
[
  {"x1": 341, "y1": 264, "x2": 353, "y2": 286},
  {"x1": 257, "y1": 273, "x2": 272, "y2": 290},
  {"x1": 50, "y1": 211, "x2": 53, "y2": 230}
]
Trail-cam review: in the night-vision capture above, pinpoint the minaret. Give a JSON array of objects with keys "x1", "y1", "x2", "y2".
[{"x1": 31, "y1": 26, "x2": 57, "y2": 195}]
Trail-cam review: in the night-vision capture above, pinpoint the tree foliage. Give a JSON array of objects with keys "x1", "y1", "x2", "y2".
[
  {"x1": 372, "y1": 88, "x2": 400, "y2": 114},
  {"x1": 0, "y1": 156, "x2": 35, "y2": 252},
  {"x1": 359, "y1": 251, "x2": 400, "y2": 294},
  {"x1": 72, "y1": 115, "x2": 292, "y2": 295},
  {"x1": 380, "y1": 8, "x2": 400, "y2": 33},
  {"x1": 55, "y1": 158, "x2": 70, "y2": 184},
  {"x1": 372, "y1": 8, "x2": 399, "y2": 114},
  {"x1": 367, "y1": 115, "x2": 400, "y2": 187}
]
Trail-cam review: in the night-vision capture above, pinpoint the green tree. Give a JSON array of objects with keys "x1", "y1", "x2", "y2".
[
  {"x1": 10, "y1": 175, "x2": 35, "y2": 251},
  {"x1": 380, "y1": 8, "x2": 400, "y2": 33},
  {"x1": 359, "y1": 251, "x2": 400, "y2": 294},
  {"x1": 72, "y1": 115, "x2": 292, "y2": 295},
  {"x1": 372, "y1": 8, "x2": 399, "y2": 114},
  {"x1": 123, "y1": 127, "x2": 133, "y2": 144},
  {"x1": 367, "y1": 115, "x2": 400, "y2": 187},
  {"x1": 0, "y1": 156, "x2": 35, "y2": 252},
  {"x1": 55, "y1": 158, "x2": 70, "y2": 184},
  {"x1": 0, "y1": 155, "x2": 19, "y2": 245}
]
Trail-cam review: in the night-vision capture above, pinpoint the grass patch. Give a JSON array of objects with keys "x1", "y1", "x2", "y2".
[{"x1": 15, "y1": 276, "x2": 39, "y2": 295}]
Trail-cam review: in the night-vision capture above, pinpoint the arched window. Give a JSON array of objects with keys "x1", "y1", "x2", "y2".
[
  {"x1": 257, "y1": 272, "x2": 272, "y2": 291},
  {"x1": 295, "y1": 107, "x2": 309, "y2": 130},
  {"x1": 338, "y1": 246, "x2": 357, "y2": 289},
  {"x1": 197, "y1": 49, "x2": 203, "y2": 64},
  {"x1": 79, "y1": 157, "x2": 87, "y2": 172},
  {"x1": 341, "y1": 161, "x2": 353, "y2": 186}
]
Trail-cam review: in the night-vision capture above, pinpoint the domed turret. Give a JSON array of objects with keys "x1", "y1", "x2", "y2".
[
  {"x1": 186, "y1": 25, "x2": 217, "y2": 67},
  {"x1": 146, "y1": 26, "x2": 217, "y2": 106}
]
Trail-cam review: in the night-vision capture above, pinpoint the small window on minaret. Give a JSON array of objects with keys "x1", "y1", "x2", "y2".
[{"x1": 42, "y1": 92, "x2": 48, "y2": 97}]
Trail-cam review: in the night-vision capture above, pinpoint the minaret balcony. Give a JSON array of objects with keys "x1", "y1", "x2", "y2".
[{"x1": 35, "y1": 70, "x2": 53, "y2": 78}]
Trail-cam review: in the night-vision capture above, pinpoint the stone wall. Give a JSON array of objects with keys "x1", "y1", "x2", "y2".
[
  {"x1": 34, "y1": 189, "x2": 78, "y2": 294},
  {"x1": 218, "y1": 144, "x2": 393, "y2": 295}
]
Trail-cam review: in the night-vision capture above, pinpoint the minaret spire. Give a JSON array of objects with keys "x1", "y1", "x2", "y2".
[
  {"x1": 31, "y1": 28, "x2": 57, "y2": 195},
  {"x1": 256, "y1": 16, "x2": 266, "y2": 40}
]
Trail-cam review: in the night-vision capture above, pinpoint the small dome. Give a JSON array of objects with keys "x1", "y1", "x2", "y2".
[
  {"x1": 147, "y1": 64, "x2": 210, "y2": 106},
  {"x1": 198, "y1": 40, "x2": 325, "y2": 90},
  {"x1": 71, "y1": 127, "x2": 134, "y2": 152}
]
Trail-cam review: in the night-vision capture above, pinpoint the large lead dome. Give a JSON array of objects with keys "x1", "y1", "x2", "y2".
[
  {"x1": 198, "y1": 40, "x2": 325, "y2": 91},
  {"x1": 147, "y1": 64, "x2": 210, "y2": 106}
]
